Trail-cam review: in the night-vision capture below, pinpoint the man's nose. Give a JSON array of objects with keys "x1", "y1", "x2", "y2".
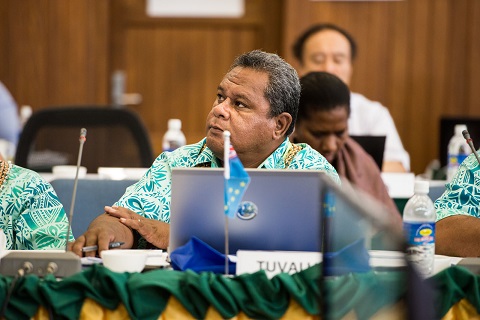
[
  {"x1": 324, "y1": 60, "x2": 337, "y2": 74},
  {"x1": 321, "y1": 135, "x2": 337, "y2": 153},
  {"x1": 212, "y1": 99, "x2": 231, "y2": 118}
]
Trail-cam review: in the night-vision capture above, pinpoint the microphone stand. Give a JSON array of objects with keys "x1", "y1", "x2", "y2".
[
  {"x1": 462, "y1": 130, "x2": 480, "y2": 164},
  {"x1": 65, "y1": 128, "x2": 87, "y2": 251}
]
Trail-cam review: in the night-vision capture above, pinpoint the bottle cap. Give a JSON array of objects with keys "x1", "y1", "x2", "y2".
[
  {"x1": 414, "y1": 180, "x2": 429, "y2": 194},
  {"x1": 455, "y1": 124, "x2": 467, "y2": 136},
  {"x1": 168, "y1": 119, "x2": 182, "y2": 130},
  {"x1": 20, "y1": 105, "x2": 33, "y2": 126}
]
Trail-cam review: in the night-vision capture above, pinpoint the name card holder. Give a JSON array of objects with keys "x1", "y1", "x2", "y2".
[{"x1": 236, "y1": 250, "x2": 321, "y2": 278}]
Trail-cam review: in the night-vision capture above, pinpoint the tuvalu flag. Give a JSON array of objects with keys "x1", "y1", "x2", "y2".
[{"x1": 223, "y1": 131, "x2": 251, "y2": 218}]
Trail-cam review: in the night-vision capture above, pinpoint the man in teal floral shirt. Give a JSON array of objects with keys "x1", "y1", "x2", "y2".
[
  {"x1": 71, "y1": 50, "x2": 339, "y2": 256},
  {"x1": 436, "y1": 153, "x2": 480, "y2": 257},
  {"x1": 0, "y1": 157, "x2": 73, "y2": 249}
]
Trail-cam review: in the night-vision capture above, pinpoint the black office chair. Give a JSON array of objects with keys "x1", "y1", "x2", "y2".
[{"x1": 15, "y1": 106, "x2": 154, "y2": 173}]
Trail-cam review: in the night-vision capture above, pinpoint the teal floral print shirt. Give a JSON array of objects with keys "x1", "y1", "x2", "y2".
[
  {"x1": 115, "y1": 138, "x2": 339, "y2": 224},
  {"x1": 435, "y1": 152, "x2": 480, "y2": 221},
  {"x1": 0, "y1": 162, "x2": 73, "y2": 249}
]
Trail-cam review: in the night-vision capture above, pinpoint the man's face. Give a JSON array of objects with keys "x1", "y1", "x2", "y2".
[
  {"x1": 294, "y1": 107, "x2": 349, "y2": 164},
  {"x1": 206, "y1": 67, "x2": 280, "y2": 167},
  {"x1": 299, "y1": 30, "x2": 353, "y2": 86}
]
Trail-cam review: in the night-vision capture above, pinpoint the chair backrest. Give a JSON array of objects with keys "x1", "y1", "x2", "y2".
[
  {"x1": 50, "y1": 178, "x2": 137, "y2": 238},
  {"x1": 350, "y1": 135, "x2": 386, "y2": 169},
  {"x1": 15, "y1": 106, "x2": 154, "y2": 173}
]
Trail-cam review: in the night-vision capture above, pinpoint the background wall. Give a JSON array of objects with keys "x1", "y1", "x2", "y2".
[
  {"x1": 1, "y1": 0, "x2": 479, "y2": 174},
  {"x1": 0, "y1": 1, "x2": 110, "y2": 107},
  {"x1": 284, "y1": 0, "x2": 480, "y2": 174}
]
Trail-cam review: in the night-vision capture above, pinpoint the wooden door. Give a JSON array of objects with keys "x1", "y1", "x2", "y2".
[{"x1": 109, "y1": 0, "x2": 283, "y2": 156}]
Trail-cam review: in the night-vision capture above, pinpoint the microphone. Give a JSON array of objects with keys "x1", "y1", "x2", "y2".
[
  {"x1": 0, "y1": 129, "x2": 86, "y2": 278},
  {"x1": 462, "y1": 129, "x2": 480, "y2": 165},
  {"x1": 65, "y1": 128, "x2": 87, "y2": 251}
]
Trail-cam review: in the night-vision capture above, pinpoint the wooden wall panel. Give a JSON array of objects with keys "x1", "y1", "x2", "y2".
[
  {"x1": 3, "y1": 0, "x2": 480, "y2": 175},
  {"x1": 0, "y1": 2, "x2": 10, "y2": 81},
  {"x1": 110, "y1": 0, "x2": 283, "y2": 155},
  {"x1": 468, "y1": 1, "x2": 480, "y2": 114},
  {"x1": 5, "y1": 1, "x2": 49, "y2": 109},
  {"x1": 0, "y1": 0, "x2": 109, "y2": 110},
  {"x1": 123, "y1": 27, "x2": 257, "y2": 147},
  {"x1": 283, "y1": 0, "x2": 480, "y2": 174}
]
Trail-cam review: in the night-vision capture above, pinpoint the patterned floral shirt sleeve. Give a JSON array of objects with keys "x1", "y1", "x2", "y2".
[
  {"x1": 0, "y1": 164, "x2": 72, "y2": 249},
  {"x1": 114, "y1": 139, "x2": 214, "y2": 224},
  {"x1": 435, "y1": 153, "x2": 480, "y2": 221}
]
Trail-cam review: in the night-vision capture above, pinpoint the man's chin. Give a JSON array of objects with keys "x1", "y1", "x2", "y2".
[{"x1": 206, "y1": 136, "x2": 222, "y2": 157}]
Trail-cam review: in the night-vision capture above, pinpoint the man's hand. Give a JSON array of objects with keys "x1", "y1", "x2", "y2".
[
  {"x1": 106, "y1": 206, "x2": 170, "y2": 250},
  {"x1": 70, "y1": 211, "x2": 134, "y2": 257}
]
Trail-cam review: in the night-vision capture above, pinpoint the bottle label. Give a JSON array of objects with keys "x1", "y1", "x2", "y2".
[
  {"x1": 457, "y1": 153, "x2": 468, "y2": 165},
  {"x1": 448, "y1": 153, "x2": 468, "y2": 167},
  {"x1": 403, "y1": 222, "x2": 435, "y2": 245}
]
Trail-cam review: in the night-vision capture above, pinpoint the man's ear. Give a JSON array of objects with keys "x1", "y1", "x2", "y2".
[
  {"x1": 289, "y1": 126, "x2": 296, "y2": 142},
  {"x1": 273, "y1": 112, "x2": 292, "y2": 139},
  {"x1": 297, "y1": 65, "x2": 307, "y2": 78}
]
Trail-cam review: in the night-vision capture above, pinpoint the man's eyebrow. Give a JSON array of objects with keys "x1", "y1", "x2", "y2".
[
  {"x1": 310, "y1": 129, "x2": 326, "y2": 135},
  {"x1": 333, "y1": 52, "x2": 348, "y2": 58},
  {"x1": 216, "y1": 86, "x2": 255, "y2": 105},
  {"x1": 234, "y1": 92, "x2": 254, "y2": 104}
]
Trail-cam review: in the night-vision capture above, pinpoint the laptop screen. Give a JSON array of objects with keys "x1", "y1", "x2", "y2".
[
  {"x1": 169, "y1": 168, "x2": 325, "y2": 253},
  {"x1": 350, "y1": 135, "x2": 386, "y2": 169}
]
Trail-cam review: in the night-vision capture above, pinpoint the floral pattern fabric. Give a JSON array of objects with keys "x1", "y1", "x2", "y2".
[
  {"x1": 435, "y1": 153, "x2": 480, "y2": 221},
  {"x1": 0, "y1": 163, "x2": 72, "y2": 249},
  {"x1": 115, "y1": 137, "x2": 339, "y2": 224}
]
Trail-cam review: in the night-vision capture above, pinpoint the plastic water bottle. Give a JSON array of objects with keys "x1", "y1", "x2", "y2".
[
  {"x1": 20, "y1": 105, "x2": 33, "y2": 127},
  {"x1": 447, "y1": 124, "x2": 470, "y2": 181},
  {"x1": 403, "y1": 180, "x2": 435, "y2": 277},
  {"x1": 162, "y1": 119, "x2": 186, "y2": 152}
]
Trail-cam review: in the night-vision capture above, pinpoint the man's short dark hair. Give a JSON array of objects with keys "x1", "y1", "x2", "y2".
[
  {"x1": 292, "y1": 23, "x2": 357, "y2": 64},
  {"x1": 229, "y1": 50, "x2": 300, "y2": 136},
  {"x1": 298, "y1": 71, "x2": 351, "y2": 121}
]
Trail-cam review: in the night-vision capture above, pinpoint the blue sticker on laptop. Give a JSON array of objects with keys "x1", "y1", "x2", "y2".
[{"x1": 237, "y1": 201, "x2": 257, "y2": 220}]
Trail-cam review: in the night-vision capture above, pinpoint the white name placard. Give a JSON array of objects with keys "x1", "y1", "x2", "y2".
[
  {"x1": 381, "y1": 172, "x2": 415, "y2": 198},
  {"x1": 146, "y1": 0, "x2": 245, "y2": 18},
  {"x1": 236, "y1": 250, "x2": 322, "y2": 279}
]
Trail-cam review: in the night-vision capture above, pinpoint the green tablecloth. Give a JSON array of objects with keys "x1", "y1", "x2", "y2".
[
  {"x1": 394, "y1": 198, "x2": 409, "y2": 214},
  {"x1": 0, "y1": 264, "x2": 477, "y2": 319}
]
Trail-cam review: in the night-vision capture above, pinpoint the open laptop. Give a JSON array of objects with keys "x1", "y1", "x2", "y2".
[{"x1": 169, "y1": 168, "x2": 325, "y2": 253}]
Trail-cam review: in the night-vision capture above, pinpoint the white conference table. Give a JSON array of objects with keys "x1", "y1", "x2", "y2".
[{"x1": 40, "y1": 167, "x2": 148, "y2": 182}]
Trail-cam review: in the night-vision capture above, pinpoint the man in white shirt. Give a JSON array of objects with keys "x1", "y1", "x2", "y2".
[{"x1": 292, "y1": 23, "x2": 410, "y2": 172}]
